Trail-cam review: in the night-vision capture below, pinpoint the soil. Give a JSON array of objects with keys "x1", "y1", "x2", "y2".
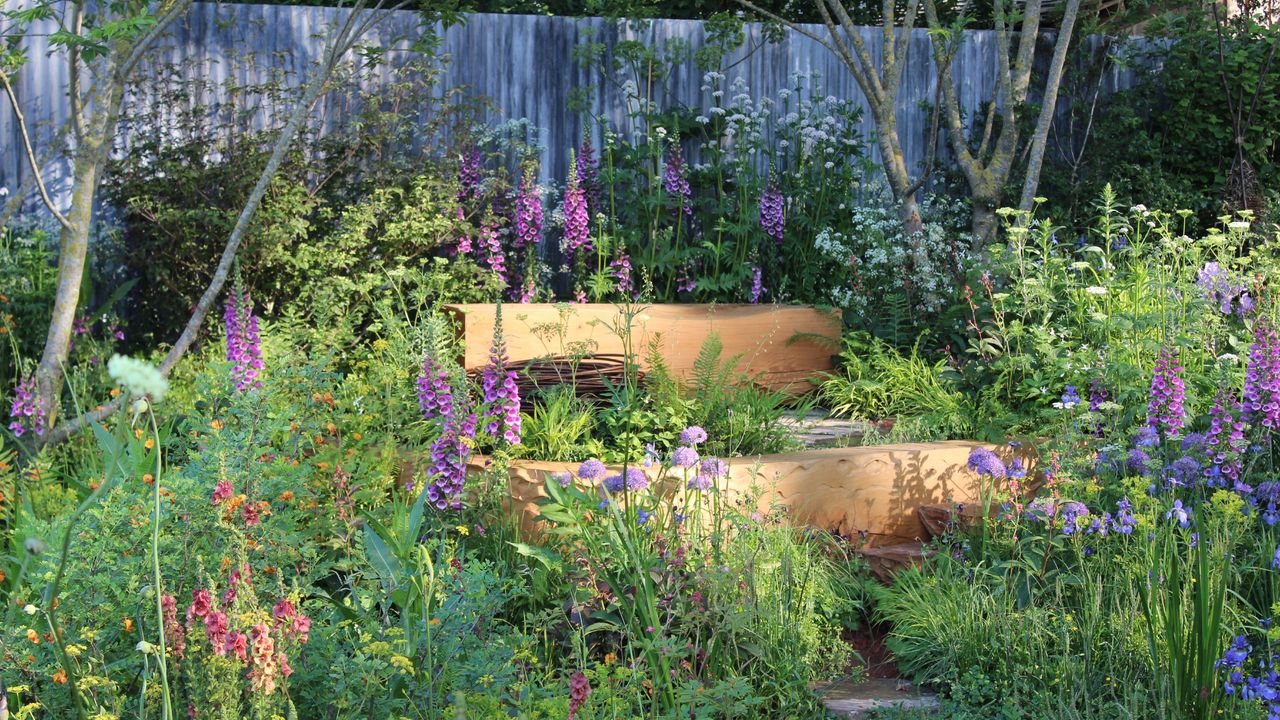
[{"x1": 844, "y1": 621, "x2": 901, "y2": 679}]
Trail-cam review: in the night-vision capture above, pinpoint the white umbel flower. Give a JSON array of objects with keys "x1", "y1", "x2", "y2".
[{"x1": 107, "y1": 355, "x2": 169, "y2": 403}]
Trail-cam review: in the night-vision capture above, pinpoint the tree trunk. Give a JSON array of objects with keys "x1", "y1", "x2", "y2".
[
  {"x1": 1017, "y1": 0, "x2": 1083, "y2": 213},
  {"x1": 34, "y1": 144, "x2": 101, "y2": 429},
  {"x1": 971, "y1": 195, "x2": 998, "y2": 245},
  {"x1": 877, "y1": 117, "x2": 925, "y2": 236}
]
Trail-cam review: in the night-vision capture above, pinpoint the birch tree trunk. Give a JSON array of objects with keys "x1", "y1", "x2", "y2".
[{"x1": 1018, "y1": 0, "x2": 1085, "y2": 214}]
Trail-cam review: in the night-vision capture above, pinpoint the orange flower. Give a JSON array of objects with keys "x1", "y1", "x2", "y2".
[
  {"x1": 0, "y1": 569, "x2": 6, "y2": 584},
  {"x1": 279, "y1": 491, "x2": 294, "y2": 502},
  {"x1": 133, "y1": 428, "x2": 144, "y2": 440},
  {"x1": 352, "y1": 432, "x2": 363, "y2": 441},
  {"x1": 52, "y1": 668, "x2": 67, "y2": 684},
  {"x1": 144, "y1": 438, "x2": 154, "y2": 450},
  {"x1": 317, "y1": 462, "x2": 330, "y2": 470},
  {"x1": 123, "y1": 617, "x2": 134, "y2": 632},
  {"x1": 27, "y1": 628, "x2": 40, "y2": 643},
  {"x1": 142, "y1": 474, "x2": 155, "y2": 485},
  {"x1": 109, "y1": 388, "x2": 121, "y2": 398},
  {"x1": 210, "y1": 419, "x2": 224, "y2": 430},
  {"x1": 326, "y1": 422, "x2": 337, "y2": 435}
]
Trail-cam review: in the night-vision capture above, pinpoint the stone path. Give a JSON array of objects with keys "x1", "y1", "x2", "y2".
[
  {"x1": 818, "y1": 678, "x2": 939, "y2": 718},
  {"x1": 782, "y1": 411, "x2": 879, "y2": 448}
]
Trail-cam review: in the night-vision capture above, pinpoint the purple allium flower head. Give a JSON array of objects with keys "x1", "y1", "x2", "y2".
[
  {"x1": 663, "y1": 142, "x2": 692, "y2": 216},
  {"x1": 1205, "y1": 387, "x2": 1246, "y2": 489},
  {"x1": 223, "y1": 280, "x2": 264, "y2": 392},
  {"x1": 759, "y1": 179, "x2": 785, "y2": 245},
  {"x1": 603, "y1": 467, "x2": 649, "y2": 493},
  {"x1": 562, "y1": 157, "x2": 592, "y2": 258},
  {"x1": 680, "y1": 426, "x2": 708, "y2": 446},
  {"x1": 1127, "y1": 448, "x2": 1152, "y2": 476},
  {"x1": 512, "y1": 165, "x2": 543, "y2": 250},
  {"x1": 611, "y1": 254, "x2": 634, "y2": 297},
  {"x1": 416, "y1": 354, "x2": 453, "y2": 421},
  {"x1": 1165, "y1": 455, "x2": 1202, "y2": 488},
  {"x1": 672, "y1": 446, "x2": 700, "y2": 469},
  {"x1": 551, "y1": 471, "x2": 572, "y2": 488},
  {"x1": 1243, "y1": 321, "x2": 1280, "y2": 430},
  {"x1": 749, "y1": 265, "x2": 764, "y2": 304},
  {"x1": 1147, "y1": 347, "x2": 1186, "y2": 437},
  {"x1": 966, "y1": 447, "x2": 1007, "y2": 479},
  {"x1": 576, "y1": 135, "x2": 602, "y2": 216},
  {"x1": 578, "y1": 459, "x2": 607, "y2": 481},
  {"x1": 7, "y1": 375, "x2": 45, "y2": 437}
]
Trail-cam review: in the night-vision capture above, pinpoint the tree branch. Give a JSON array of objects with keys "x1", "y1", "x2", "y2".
[
  {"x1": 0, "y1": 68, "x2": 73, "y2": 231},
  {"x1": 43, "y1": 0, "x2": 397, "y2": 447}
]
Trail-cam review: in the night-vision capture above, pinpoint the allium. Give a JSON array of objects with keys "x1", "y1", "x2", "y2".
[
  {"x1": 107, "y1": 355, "x2": 169, "y2": 403},
  {"x1": 759, "y1": 180, "x2": 785, "y2": 244},
  {"x1": 562, "y1": 159, "x2": 592, "y2": 258},
  {"x1": 603, "y1": 467, "x2": 649, "y2": 493},
  {"x1": 749, "y1": 265, "x2": 764, "y2": 304},
  {"x1": 513, "y1": 166, "x2": 544, "y2": 250},
  {"x1": 1147, "y1": 347, "x2": 1186, "y2": 437},
  {"x1": 679, "y1": 426, "x2": 708, "y2": 446},
  {"x1": 663, "y1": 142, "x2": 692, "y2": 215},
  {"x1": 611, "y1": 254, "x2": 634, "y2": 297},
  {"x1": 416, "y1": 354, "x2": 453, "y2": 421},
  {"x1": 1165, "y1": 455, "x2": 1202, "y2": 488},
  {"x1": 568, "y1": 670, "x2": 591, "y2": 720},
  {"x1": 1205, "y1": 387, "x2": 1246, "y2": 490},
  {"x1": 577, "y1": 136, "x2": 602, "y2": 215},
  {"x1": 1127, "y1": 448, "x2": 1151, "y2": 476},
  {"x1": 672, "y1": 446, "x2": 700, "y2": 469},
  {"x1": 1243, "y1": 321, "x2": 1280, "y2": 430},
  {"x1": 223, "y1": 282, "x2": 264, "y2": 392},
  {"x1": 7, "y1": 375, "x2": 45, "y2": 437},
  {"x1": 966, "y1": 447, "x2": 1006, "y2": 479},
  {"x1": 578, "y1": 459, "x2": 607, "y2": 481}
]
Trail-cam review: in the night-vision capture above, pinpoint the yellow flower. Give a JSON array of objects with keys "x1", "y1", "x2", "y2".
[
  {"x1": 455, "y1": 525, "x2": 469, "y2": 536},
  {"x1": 144, "y1": 438, "x2": 154, "y2": 450},
  {"x1": 389, "y1": 654, "x2": 414, "y2": 675},
  {"x1": 428, "y1": 618, "x2": 441, "y2": 626}
]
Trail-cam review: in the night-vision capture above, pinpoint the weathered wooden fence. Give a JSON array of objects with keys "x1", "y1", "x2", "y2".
[{"x1": 0, "y1": 4, "x2": 1148, "y2": 208}]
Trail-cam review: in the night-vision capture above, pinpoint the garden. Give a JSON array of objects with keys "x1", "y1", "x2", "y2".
[{"x1": 2, "y1": 0, "x2": 1280, "y2": 718}]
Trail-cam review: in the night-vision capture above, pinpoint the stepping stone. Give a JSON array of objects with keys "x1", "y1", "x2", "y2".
[
  {"x1": 819, "y1": 677, "x2": 939, "y2": 718},
  {"x1": 780, "y1": 411, "x2": 877, "y2": 448},
  {"x1": 855, "y1": 542, "x2": 929, "y2": 584}
]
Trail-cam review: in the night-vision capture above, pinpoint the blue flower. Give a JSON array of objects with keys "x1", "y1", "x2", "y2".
[
  {"x1": 578, "y1": 459, "x2": 607, "y2": 481},
  {"x1": 967, "y1": 447, "x2": 1007, "y2": 479},
  {"x1": 679, "y1": 426, "x2": 708, "y2": 446},
  {"x1": 1060, "y1": 386, "x2": 1081, "y2": 409},
  {"x1": 1167, "y1": 499, "x2": 1192, "y2": 529},
  {"x1": 637, "y1": 509, "x2": 652, "y2": 525},
  {"x1": 672, "y1": 446, "x2": 700, "y2": 469}
]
